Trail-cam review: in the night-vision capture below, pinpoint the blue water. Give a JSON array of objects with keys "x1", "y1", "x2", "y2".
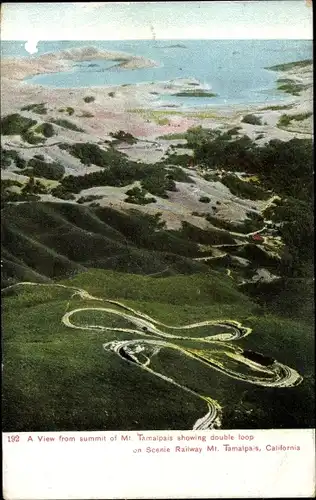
[{"x1": 1, "y1": 40, "x2": 312, "y2": 107}]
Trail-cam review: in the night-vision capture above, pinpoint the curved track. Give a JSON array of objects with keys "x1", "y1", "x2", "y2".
[{"x1": 2, "y1": 281, "x2": 303, "y2": 429}]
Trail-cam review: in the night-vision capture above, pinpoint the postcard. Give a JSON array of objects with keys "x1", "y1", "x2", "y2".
[{"x1": 1, "y1": 1, "x2": 314, "y2": 498}]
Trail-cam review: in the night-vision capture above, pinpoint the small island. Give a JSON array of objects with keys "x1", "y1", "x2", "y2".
[
  {"x1": 166, "y1": 43, "x2": 187, "y2": 49},
  {"x1": 172, "y1": 90, "x2": 218, "y2": 98}
]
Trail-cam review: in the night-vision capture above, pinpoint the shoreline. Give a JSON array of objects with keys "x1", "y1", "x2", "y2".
[{"x1": 1, "y1": 49, "x2": 313, "y2": 142}]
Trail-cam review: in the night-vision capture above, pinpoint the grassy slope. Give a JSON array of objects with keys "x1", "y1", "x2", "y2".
[
  {"x1": 2, "y1": 269, "x2": 314, "y2": 432},
  {"x1": 2, "y1": 202, "x2": 218, "y2": 287}
]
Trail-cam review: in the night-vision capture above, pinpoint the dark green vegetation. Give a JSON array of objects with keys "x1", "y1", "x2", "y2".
[
  {"x1": 157, "y1": 132, "x2": 187, "y2": 140},
  {"x1": 276, "y1": 78, "x2": 309, "y2": 96},
  {"x1": 266, "y1": 59, "x2": 312, "y2": 71},
  {"x1": 1, "y1": 114, "x2": 37, "y2": 136},
  {"x1": 58, "y1": 107, "x2": 75, "y2": 116},
  {"x1": 2, "y1": 268, "x2": 314, "y2": 431},
  {"x1": 21, "y1": 103, "x2": 47, "y2": 115},
  {"x1": 1, "y1": 178, "x2": 44, "y2": 206},
  {"x1": 21, "y1": 157, "x2": 65, "y2": 181},
  {"x1": 0, "y1": 113, "x2": 54, "y2": 144},
  {"x1": 124, "y1": 186, "x2": 156, "y2": 205},
  {"x1": 59, "y1": 142, "x2": 127, "y2": 167},
  {"x1": 83, "y1": 96, "x2": 95, "y2": 103},
  {"x1": 241, "y1": 114, "x2": 262, "y2": 125},
  {"x1": 220, "y1": 174, "x2": 270, "y2": 201},
  {"x1": 1, "y1": 202, "x2": 215, "y2": 287},
  {"x1": 260, "y1": 104, "x2": 293, "y2": 111},
  {"x1": 172, "y1": 90, "x2": 217, "y2": 97},
  {"x1": 77, "y1": 194, "x2": 103, "y2": 205},
  {"x1": 206, "y1": 212, "x2": 264, "y2": 234},
  {"x1": 21, "y1": 130, "x2": 45, "y2": 145},
  {"x1": 199, "y1": 195, "x2": 210, "y2": 203},
  {"x1": 50, "y1": 119, "x2": 84, "y2": 132},
  {"x1": 1, "y1": 116, "x2": 313, "y2": 432},
  {"x1": 34, "y1": 122, "x2": 55, "y2": 138},
  {"x1": 56, "y1": 145, "x2": 192, "y2": 199},
  {"x1": 1, "y1": 147, "x2": 26, "y2": 170},
  {"x1": 109, "y1": 130, "x2": 137, "y2": 144},
  {"x1": 184, "y1": 126, "x2": 313, "y2": 308},
  {"x1": 278, "y1": 112, "x2": 313, "y2": 128}
]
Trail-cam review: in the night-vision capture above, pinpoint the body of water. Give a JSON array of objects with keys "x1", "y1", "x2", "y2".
[{"x1": 1, "y1": 40, "x2": 312, "y2": 107}]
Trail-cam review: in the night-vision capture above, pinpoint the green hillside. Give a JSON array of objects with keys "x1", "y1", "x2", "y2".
[
  {"x1": 2, "y1": 202, "x2": 228, "y2": 287},
  {"x1": 2, "y1": 269, "x2": 314, "y2": 432}
]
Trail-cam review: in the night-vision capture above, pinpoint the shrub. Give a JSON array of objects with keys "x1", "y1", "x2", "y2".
[
  {"x1": 125, "y1": 186, "x2": 156, "y2": 205},
  {"x1": 109, "y1": 131, "x2": 137, "y2": 144},
  {"x1": 35, "y1": 122, "x2": 55, "y2": 138},
  {"x1": 278, "y1": 112, "x2": 312, "y2": 128},
  {"x1": 278, "y1": 114, "x2": 291, "y2": 127},
  {"x1": 199, "y1": 195, "x2": 210, "y2": 203},
  {"x1": 50, "y1": 119, "x2": 84, "y2": 132},
  {"x1": 21, "y1": 103, "x2": 47, "y2": 115},
  {"x1": 77, "y1": 195, "x2": 103, "y2": 204},
  {"x1": 83, "y1": 96, "x2": 95, "y2": 103},
  {"x1": 108, "y1": 92, "x2": 115, "y2": 98},
  {"x1": 66, "y1": 107, "x2": 75, "y2": 116},
  {"x1": 50, "y1": 185, "x2": 76, "y2": 200},
  {"x1": 241, "y1": 114, "x2": 262, "y2": 126},
  {"x1": 276, "y1": 79, "x2": 309, "y2": 96}
]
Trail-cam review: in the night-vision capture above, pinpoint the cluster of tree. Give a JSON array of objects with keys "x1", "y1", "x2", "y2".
[
  {"x1": 50, "y1": 119, "x2": 84, "y2": 132},
  {"x1": 188, "y1": 126, "x2": 313, "y2": 286},
  {"x1": 83, "y1": 96, "x2": 95, "y2": 103},
  {"x1": 20, "y1": 176, "x2": 47, "y2": 195},
  {"x1": 125, "y1": 186, "x2": 156, "y2": 205},
  {"x1": 58, "y1": 160, "x2": 179, "y2": 198},
  {"x1": 206, "y1": 212, "x2": 264, "y2": 234},
  {"x1": 1, "y1": 178, "x2": 41, "y2": 207},
  {"x1": 59, "y1": 142, "x2": 128, "y2": 167},
  {"x1": 220, "y1": 174, "x2": 270, "y2": 201},
  {"x1": 22, "y1": 157, "x2": 65, "y2": 181},
  {"x1": 1, "y1": 147, "x2": 26, "y2": 170},
  {"x1": 1, "y1": 114, "x2": 37, "y2": 136},
  {"x1": 109, "y1": 130, "x2": 137, "y2": 144},
  {"x1": 50, "y1": 185, "x2": 76, "y2": 200},
  {"x1": 179, "y1": 220, "x2": 235, "y2": 246},
  {"x1": 20, "y1": 103, "x2": 47, "y2": 115}
]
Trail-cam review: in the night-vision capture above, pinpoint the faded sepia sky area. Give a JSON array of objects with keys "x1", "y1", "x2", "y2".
[{"x1": 1, "y1": 1, "x2": 313, "y2": 40}]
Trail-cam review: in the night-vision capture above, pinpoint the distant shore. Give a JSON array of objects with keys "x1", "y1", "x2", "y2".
[{"x1": 1, "y1": 48, "x2": 313, "y2": 142}]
